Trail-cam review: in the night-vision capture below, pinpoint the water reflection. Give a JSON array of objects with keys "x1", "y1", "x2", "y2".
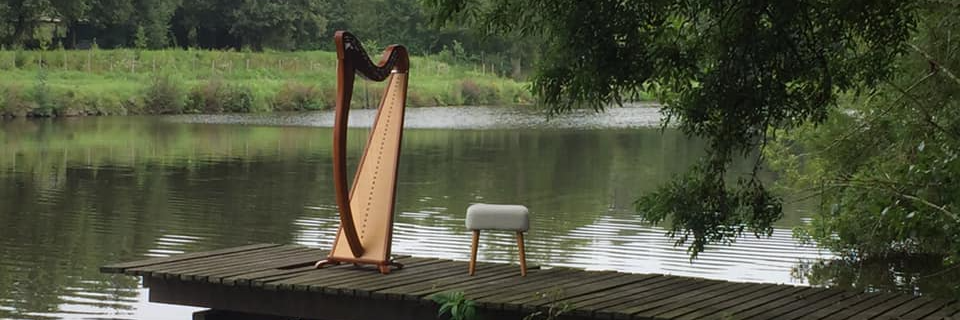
[
  {"x1": 0, "y1": 108, "x2": 893, "y2": 319},
  {"x1": 794, "y1": 256, "x2": 960, "y2": 298}
]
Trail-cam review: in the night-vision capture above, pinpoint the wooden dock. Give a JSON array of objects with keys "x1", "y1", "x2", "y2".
[{"x1": 101, "y1": 243, "x2": 959, "y2": 320}]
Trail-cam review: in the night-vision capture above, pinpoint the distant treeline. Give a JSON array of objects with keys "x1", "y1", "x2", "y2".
[{"x1": 0, "y1": 0, "x2": 536, "y2": 78}]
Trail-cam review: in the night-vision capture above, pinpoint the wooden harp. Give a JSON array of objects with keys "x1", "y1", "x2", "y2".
[{"x1": 316, "y1": 31, "x2": 409, "y2": 274}]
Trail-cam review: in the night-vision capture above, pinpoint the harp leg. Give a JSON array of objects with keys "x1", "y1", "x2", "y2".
[
  {"x1": 516, "y1": 231, "x2": 527, "y2": 277},
  {"x1": 469, "y1": 230, "x2": 480, "y2": 276},
  {"x1": 378, "y1": 260, "x2": 405, "y2": 275}
]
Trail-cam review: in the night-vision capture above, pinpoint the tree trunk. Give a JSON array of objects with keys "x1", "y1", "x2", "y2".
[
  {"x1": 70, "y1": 21, "x2": 78, "y2": 49},
  {"x1": 12, "y1": 14, "x2": 26, "y2": 46}
]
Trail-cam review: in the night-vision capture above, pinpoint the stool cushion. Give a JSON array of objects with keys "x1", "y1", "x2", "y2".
[{"x1": 466, "y1": 203, "x2": 529, "y2": 231}]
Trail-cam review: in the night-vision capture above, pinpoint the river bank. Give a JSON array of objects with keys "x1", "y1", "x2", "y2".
[{"x1": 0, "y1": 49, "x2": 531, "y2": 118}]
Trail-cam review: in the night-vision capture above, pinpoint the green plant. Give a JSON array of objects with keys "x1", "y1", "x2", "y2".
[
  {"x1": 186, "y1": 80, "x2": 219, "y2": 113},
  {"x1": 12, "y1": 46, "x2": 28, "y2": 69},
  {"x1": 144, "y1": 75, "x2": 186, "y2": 114},
  {"x1": 1, "y1": 85, "x2": 36, "y2": 117},
  {"x1": 432, "y1": 291, "x2": 479, "y2": 320},
  {"x1": 186, "y1": 80, "x2": 254, "y2": 113},
  {"x1": 460, "y1": 80, "x2": 483, "y2": 105},
  {"x1": 273, "y1": 82, "x2": 323, "y2": 111},
  {"x1": 222, "y1": 85, "x2": 254, "y2": 113},
  {"x1": 32, "y1": 68, "x2": 53, "y2": 117},
  {"x1": 55, "y1": 90, "x2": 84, "y2": 116},
  {"x1": 134, "y1": 26, "x2": 149, "y2": 51}
]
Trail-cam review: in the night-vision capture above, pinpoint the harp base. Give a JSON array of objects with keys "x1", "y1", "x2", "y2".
[{"x1": 315, "y1": 257, "x2": 404, "y2": 275}]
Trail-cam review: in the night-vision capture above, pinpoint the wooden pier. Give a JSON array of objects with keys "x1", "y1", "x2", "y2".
[{"x1": 101, "y1": 243, "x2": 959, "y2": 320}]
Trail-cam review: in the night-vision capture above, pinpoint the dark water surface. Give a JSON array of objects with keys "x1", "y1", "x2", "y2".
[{"x1": 0, "y1": 106, "x2": 948, "y2": 319}]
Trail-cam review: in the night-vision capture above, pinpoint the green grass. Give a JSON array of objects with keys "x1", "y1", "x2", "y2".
[{"x1": 0, "y1": 49, "x2": 532, "y2": 117}]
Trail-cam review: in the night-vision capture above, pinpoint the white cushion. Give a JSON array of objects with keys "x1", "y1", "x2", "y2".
[{"x1": 466, "y1": 204, "x2": 529, "y2": 231}]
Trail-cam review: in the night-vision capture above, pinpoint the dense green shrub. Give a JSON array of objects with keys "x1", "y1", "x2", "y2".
[
  {"x1": 0, "y1": 86, "x2": 35, "y2": 117},
  {"x1": 143, "y1": 75, "x2": 185, "y2": 114},
  {"x1": 55, "y1": 90, "x2": 85, "y2": 116},
  {"x1": 435, "y1": 83, "x2": 464, "y2": 106},
  {"x1": 13, "y1": 47, "x2": 29, "y2": 69},
  {"x1": 187, "y1": 80, "x2": 224, "y2": 113},
  {"x1": 479, "y1": 82, "x2": 501, "y2": 105},
  {"x1": 406, "y1": 91, "x2": 429, "y2": 108},
  {"x1": 459, "y1": 80, "x2": 506, "y2": 105},
  {"x1": 186, "y1": 80, "x2": 254, "y2": 113},
  {"x1": 273, "y1": 82, "x2": 324, "y2": 111},
  {"x1": 460, "y1": 80, "x2": 483, "y2": 105},
  {"x1": 32, "y1": 70, "x2": 53, "y2": 117},
  {"x1": 222, "y1": 85, "x2": 254, "y2": 113}
]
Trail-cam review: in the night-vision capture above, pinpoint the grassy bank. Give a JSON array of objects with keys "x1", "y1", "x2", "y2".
[{"x1": 0, "y1": 49, "x2": 532, "y2": 117}]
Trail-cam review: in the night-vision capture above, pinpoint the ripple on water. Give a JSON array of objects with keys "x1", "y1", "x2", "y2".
[{"x1": 161, "y1": 105, "x2": 665, "y2": 129}]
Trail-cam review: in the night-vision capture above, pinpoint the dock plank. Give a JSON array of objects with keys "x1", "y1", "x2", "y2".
[
  {"x1": 353, "y1": 262, "x2": 472, "y2": 296},
  {"x1": 516, "y1": 273, "x2": 659, "y2": 312},
  {"x1": 872, "y1": 297, "x2": 938, "y2": 320},
  {"x1": 824, "y1": 293, "x2": 907, "y2": 320},
  {"x1": 479, "y1": 270, "x2": 626, "y2": 311},
  {"x1": 847, "y1": 294, "x2": 918, "y2": 320},
  {"x1": 567, "y1": 276, "x2": 688, "y2": 318},
  {"x1": 696, "y1": 286, "x2": 815, "y2": 320},
  {"x1": 587, "y1": 277, "x2": 711, "y2": 318},
  {"x1": 898, "y1": 299, "x2": 956, "y2": 320},
  {"x1": 101, "y1": 243, "x2": 954, "y2": 320},
  {"x1": 198, "y1": 249, "x2": 325, "y2": 284},
  {"x1": 312, "y1": 258, "x2": 448, "y2": 295},
  {"x1": 604, "y1": 279, "x2": 732, "y2": 319},
  {"x1": 737, "y1": 287, "x2": 844, "y2": 319},
  {"x1": 272, "y1": 257, "x2": 438, "y2": 291},
  {"x1": 127, "y1": 245, "x2": 296, "y2": 277},
  {"x1": 177, "y1": 247, "x2": 319, "y2": 282},
  {"x1": 329, "y1": 260, "x2": 465, "y2": 297},
  {"x1": 383, "y1": 262, "x2": 523, "y2": 300},
  {"x1": 101, "y1": 243, "x2": 281, "y2": 273},
  {"x1": 921, "y1": 301, "x2": 960, "y2": 319},
  {"x1": 627, "y1": 281, "x2": 752, "y2": 319},
  {"x1": 658, "y1": 282, "x2": 781, "y2": 319},
  {"x1": 279, "y1": 257, "x2": 441, "y2": 292}
]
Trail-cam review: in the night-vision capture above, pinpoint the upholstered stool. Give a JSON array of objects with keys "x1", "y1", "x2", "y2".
[{"x1": 466, "y1": 203, "x2": 529, "y2": 276}]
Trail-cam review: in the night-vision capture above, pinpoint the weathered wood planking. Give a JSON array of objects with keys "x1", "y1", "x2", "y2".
[{"x1": 101, "y1": 244, "x2": 959, "y2": 320}]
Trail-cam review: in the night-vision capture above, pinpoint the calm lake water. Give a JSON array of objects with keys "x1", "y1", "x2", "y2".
[{"x1": 0, "y1": 106, "x2": 954, "y2": 319}]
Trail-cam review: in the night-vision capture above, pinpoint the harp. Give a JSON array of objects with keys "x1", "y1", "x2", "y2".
[{"x1": 315, "y1": 31, "x2": 409, "y2": 274}]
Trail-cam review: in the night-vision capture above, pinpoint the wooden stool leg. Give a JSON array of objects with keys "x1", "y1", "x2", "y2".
[
  {"x1": 469, "y1": 230, "x2": 480, "y2": 276},
  {"x1": 516, "y1": 231, "x2": 527, "y2": 277}
]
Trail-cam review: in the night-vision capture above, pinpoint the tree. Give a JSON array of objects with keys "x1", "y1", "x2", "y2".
[
  {"x1": 86, "y1": 0, "x2": 133, "y2": 28},
  {"x1": 132, "y1": 0, "x2": 180, "y2": 48},
  {"x1": 1, "y1": 0, "x2": 53, "y2": 46},
  {"x1": 0, "y1": 3, "x2": 10, "y2": 43},
  {"x1": 173, "y1": 0, "x2": 225, "y2": 48},
  {"x1": 228, "y1": 0, "x2": 327, "y2": 50},
  {"x1": 84, "y1": 0, "x2": 134, "y2": 47},
  {"x1": 769, "y1": 2, "x2": 960, "y2": 259},
  {"x1": 49, "y1": 0, "x2": 90, "y2": 47},
  {"x1": 425, "y1": 0, "x2": 918, "y2": 256}
]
